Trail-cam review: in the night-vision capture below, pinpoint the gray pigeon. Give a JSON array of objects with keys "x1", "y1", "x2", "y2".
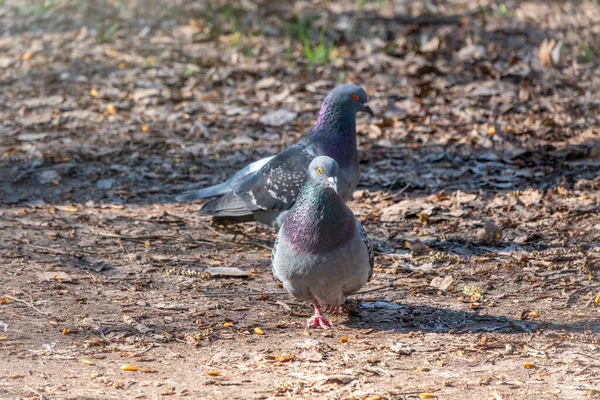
[
  {"x1": 271, "y1": 156, "x2": 374, "y2": 329},
  {"x1": 176, "y1": 84, "x2": 374, "y2": 227}
]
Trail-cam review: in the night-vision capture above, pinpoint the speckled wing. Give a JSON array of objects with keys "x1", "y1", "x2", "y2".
[
  {"x1": 234, "y1": 145, "x2": 315, "y2": 212},
  {"x1": 358, "y1": 222, "x2": 374, "y2": 281}
]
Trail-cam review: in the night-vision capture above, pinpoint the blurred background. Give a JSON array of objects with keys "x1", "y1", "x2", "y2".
[{"x1": 1, "y1": 0, "x2": 598, "y2": 206}]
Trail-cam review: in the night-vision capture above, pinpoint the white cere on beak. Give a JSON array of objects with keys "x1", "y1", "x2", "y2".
[{"x1": 327, "y1": 176, "x2": 338, "y2": 192}]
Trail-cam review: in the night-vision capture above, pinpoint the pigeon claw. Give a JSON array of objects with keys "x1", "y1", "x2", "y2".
[
  {"x1": 326, "y1": 305, "x2": 342, "y2": 314},
  {"x1": 307, "y1": 315, "x2": 332, "y2": 329},
  {"x1": 308, "y1": 304, "x2": 332, "y2": 329}
]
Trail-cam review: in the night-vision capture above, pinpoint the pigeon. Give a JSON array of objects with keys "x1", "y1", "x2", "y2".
[
  {"x1": 176, "y1": 84, "x2": 374, "y2": 227},
  {"x1": 271, "y1": 156, "x2": 374, "y2": 329}
]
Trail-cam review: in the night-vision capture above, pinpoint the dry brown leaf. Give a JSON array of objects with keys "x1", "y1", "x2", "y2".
[{"x1": 275, "y1": 354, "x2": 292, "y2": 362}]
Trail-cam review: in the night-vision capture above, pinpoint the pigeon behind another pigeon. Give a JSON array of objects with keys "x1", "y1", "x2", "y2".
[
  {"x1": 271, "y1": 156, "x2": 374, "y2": 329},
  {"x1": 176, "y1": 84, "x2": 374, "y2": 227}
]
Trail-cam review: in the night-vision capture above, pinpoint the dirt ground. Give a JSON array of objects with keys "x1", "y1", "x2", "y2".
[{"x1": 1, "y1": 0, "x2": 600, "y2": 399}]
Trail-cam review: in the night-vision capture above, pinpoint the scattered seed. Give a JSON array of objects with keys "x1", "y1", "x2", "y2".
[{"x1": 254, "y1": 327, "x2": 265, "y2": 335}]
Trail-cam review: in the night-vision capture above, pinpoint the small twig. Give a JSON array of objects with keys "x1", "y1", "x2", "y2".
[
  {"x1": 238, "y1": 240, "x2": 273, "y2": 251},
  {"x1": 584, "y1": 291, "x2": 599, "y2": 308},
  {"x1": 81, "y1": 231, "x2": 178, "y2": 241},
  {"x1": 21, "y1": 244, "x2": 83, "y2": 258},
  {"x1": 132, "y1": 343, "x2": 156, "y2": 357},
  {"x1": 575, "y1": 364, "x2": 592, "y2": 376},
  {"x1": 3, "y1": 295, "x2": 50, "y2": 316},
  {"x1": 356, "y1": 276, "x2": 406, "y2": 295}
]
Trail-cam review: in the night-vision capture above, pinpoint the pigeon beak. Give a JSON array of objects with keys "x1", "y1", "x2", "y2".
[
  {"x1": 363, "y1": 103, "x2": 375, "y2": 117},
  {"x1": 327, "y1": 176, "x2": 338, "y2": 192}
]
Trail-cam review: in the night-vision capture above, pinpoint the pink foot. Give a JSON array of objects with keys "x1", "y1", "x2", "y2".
[
  {"x1": 307, "y1": 304, "x2": 332, "y2": 329},
  {"x1": 326, "y1": 305, "x2": 342, "y2": 314}
]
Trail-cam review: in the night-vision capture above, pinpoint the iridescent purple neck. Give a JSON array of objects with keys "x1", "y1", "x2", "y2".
[
  {"x1": 284, "y1": 184, "x2": 355, "y2": 255},
  {"x1": 313, "y1": 98, "x2": 357, "y2": 138},
  {"x1": 310, "y1": 98, "x2": 358, "y2": 166}
]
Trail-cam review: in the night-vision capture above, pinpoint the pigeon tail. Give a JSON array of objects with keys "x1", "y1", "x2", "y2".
[
  {"x1": 175, "y1": 182, "x2": 230, "y2": 202},
  {"x1": 175, "y1": 155, "x2": 275, "y2": 202},
  {"x1": 199, "y1": 192, "x2": 252, "y2": 217}
]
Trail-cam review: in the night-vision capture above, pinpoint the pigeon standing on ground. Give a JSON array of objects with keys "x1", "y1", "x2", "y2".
[
  {"x1": 176, "y1": 84, "x2": 374, "y2": 227},
  {"x1": 271, "y1": 156, "x2": 374, "y2": 329}
]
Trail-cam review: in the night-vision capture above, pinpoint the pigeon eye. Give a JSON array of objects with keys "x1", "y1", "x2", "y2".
[
  {"x1": 316, "y1": 167, "x2": 323, "y2": 175},
  {"x1": 352, "y1": 94, "x2": 359, "y2": 101}
]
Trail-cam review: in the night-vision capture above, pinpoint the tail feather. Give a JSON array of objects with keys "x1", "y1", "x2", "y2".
[
  {"x1": 176, "y1": 155, "x2": 276, "y2": 203},
  {"x1": 199, "y1": 193, "x2": 252, "y2": 217},
  {"x1": 175, "y1": 182, "x2": 230, "y2": 202}
]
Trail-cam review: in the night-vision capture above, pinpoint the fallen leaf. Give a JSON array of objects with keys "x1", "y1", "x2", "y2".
[
  {"x1": 523, "y1": 363, "x2": 535, "y2": 369},
  {"x1": 206, "y1": 371, "x2": 220, "y2": 376},
  {"x1": 82, "y1": 358, "x2": 95, "y2": 365},
  {"x1": 419, "y1": 394, "x2": 438, "y2": 399},
  {"x1": 324, "y1": 375, "x2": 355, "y2": 384},
  {"x1": 121, "y1": 364, "x2": 138, "y2": 371},
  {"x1": 430, "y1": 276, "x2": 453, "y2": 291},
  {"x1": 340, "y1": 337, "x2": 349, "y2": 343}
]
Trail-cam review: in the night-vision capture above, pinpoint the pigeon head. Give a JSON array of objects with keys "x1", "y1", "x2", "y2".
[
  {"x1": 284, "y1": 156, "x2": 355, "y2": 255},
  {"x1": 324, "y1": 84, "x2": 374, "y2": 117},
  {"x1": 307, "y1": 156, "x2": 339, "y2": 192},
  {"x1": 312, "y1": 84, "x2": 375, "y2": 142}
]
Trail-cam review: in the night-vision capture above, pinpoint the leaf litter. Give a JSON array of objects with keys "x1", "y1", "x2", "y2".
[{"x1": 0, "y1": 0, "x2": 599, "y2": 399}]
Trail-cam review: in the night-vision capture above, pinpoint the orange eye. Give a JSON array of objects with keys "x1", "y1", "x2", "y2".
[
  {"x1": 316, "y1": 167, "x2": 323, "y2": 174},
  {"x1": 352, "y1": 94, "x2": 359, "y2": 101}
]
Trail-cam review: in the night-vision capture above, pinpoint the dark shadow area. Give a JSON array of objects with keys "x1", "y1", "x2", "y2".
[{"x1": 347, "y1": 300, "x2": 600, "y2": 334}]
